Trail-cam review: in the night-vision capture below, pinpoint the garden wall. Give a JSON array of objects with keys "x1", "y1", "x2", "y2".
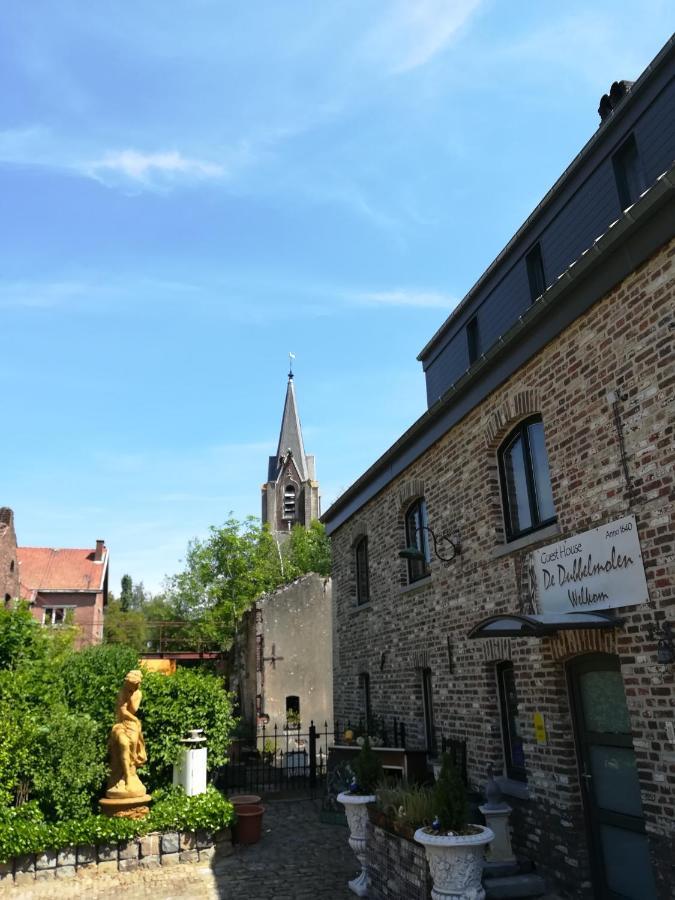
[
  {"x1": 366, "y1": 821, "x2": 431, "y2": 900},
  {"x1": 0, "y1": 827, "x2": 232, "y2": 888}
]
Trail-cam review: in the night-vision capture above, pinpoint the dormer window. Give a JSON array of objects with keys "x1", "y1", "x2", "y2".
[
  {"x1": 283, "y1": 484, "x2": 296, "y2": 519},
  {"x1": 526, "y1": 243, "x2": 546, "y2": 303},
  {"x1": 613, "y1": 134, "x2": 645, "y2": 211}
]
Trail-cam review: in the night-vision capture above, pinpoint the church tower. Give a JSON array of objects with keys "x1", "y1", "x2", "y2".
[{"x1": 261, "y1": 370, "x2": 320, "y2": 534}]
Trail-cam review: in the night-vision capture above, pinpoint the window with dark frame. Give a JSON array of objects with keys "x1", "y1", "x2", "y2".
[
  {"x1": 285, "y1": 695, "x2": 300, "y2": 728},
  {"x1": 498, "y1": 416, "x2": 556, "y2": 541},
  {"x1": 467, "y1": 316, "x2": 480, "y2": 365},
  {"x1": 497, "y1": 662, "x2": 527, "y2": 781},
  {"x1": 404, "y1": 498, "x2": 431, "y2": 583},
  {"x1": 421, "y1": 668, "x2": 437, "y2": 755},
  {"x1": 355, "y1": 536, "x2": 370, "y2": 605},
  {"x1": 612, "y1": 134, "x2": 645, "y2": 212},
  {"x1": 526, "y1": 243, "x2": 546, "y2": 303}
]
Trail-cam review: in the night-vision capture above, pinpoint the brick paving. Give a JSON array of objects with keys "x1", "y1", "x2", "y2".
[{"x1": 3, "y1": 799, "x2": 355, "y2": 900}]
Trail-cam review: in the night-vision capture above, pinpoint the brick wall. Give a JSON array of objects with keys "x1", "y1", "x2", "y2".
[
  {"x1": 0, "y1": 508, "x2": 20, "y2": 604},
  {"x1": 330, "y1": 239, "x2": 674, "y2": 898}
]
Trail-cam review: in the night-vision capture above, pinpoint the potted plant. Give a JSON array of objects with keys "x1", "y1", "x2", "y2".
[
  {"x1": 414, "y1": 753, "x2": 494, "y2": 900},
  {"x1": 285, "y1": 709, "x2": 302, "y2": 731},
  {"x1": 337, "y1": 737, "x2": 383, "y2": 897}
]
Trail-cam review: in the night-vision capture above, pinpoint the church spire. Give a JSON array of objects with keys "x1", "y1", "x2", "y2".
[
  {"x1": 262, "y1": 364, "x2": 320, "y2": 532},
  {"x1": 275, "y1": 372, "x2": 308, "y2": 481}
]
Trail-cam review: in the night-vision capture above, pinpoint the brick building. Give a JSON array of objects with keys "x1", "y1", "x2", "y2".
[
  {"x1": 18, "y1": 540, "x2": 109, "y2": 647},
  {"x1": 323, "y1": 38, "x2": 674, "y2": 900},
  {"x1": 0, "y1": 508, "x2": 20, "y2": 605}
]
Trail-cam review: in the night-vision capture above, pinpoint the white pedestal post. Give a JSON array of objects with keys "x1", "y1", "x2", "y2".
[
  {"x1": 173, "y1": 729, "x2": 208, "y2": 796},
  {"x1": 479, "y1": 803, "x2": 516, "y2": 865}
]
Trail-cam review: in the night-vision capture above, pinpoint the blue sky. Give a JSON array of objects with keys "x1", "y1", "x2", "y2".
[{"x1": 1, "y1": 2, "x2": 671, "y2": 593}]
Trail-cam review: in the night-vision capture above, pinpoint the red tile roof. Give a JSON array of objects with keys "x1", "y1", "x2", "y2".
[{"x1": 18, "y1": 546, "x2": 108, "y2": 596}]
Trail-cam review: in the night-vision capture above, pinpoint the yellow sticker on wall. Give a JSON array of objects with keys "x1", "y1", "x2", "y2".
[{"x1": 533, "y1": 711, "x2": 547, "y2": 744}]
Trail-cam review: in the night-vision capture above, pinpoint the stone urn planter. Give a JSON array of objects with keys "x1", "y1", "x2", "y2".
[
  {"x1": 414, "y1": 825, "x2": 494, "y2": 900},
  {"x1": 337, "y1": 791, "x2": 376, "y2": 897}
]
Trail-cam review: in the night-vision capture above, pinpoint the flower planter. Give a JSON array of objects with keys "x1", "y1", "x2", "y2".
[
  {"x1": 228, "y1": 794, "x2": 261, "y2": 807},
  {"x1": 337, "y1": 791, "x2": 376, "y2": 897},
  {"x1": 414, "y1": 825, "x2": 494, "y2": 900},
  {"x1": 232, "y1": 804, "x2": 264, "y2": 845}
]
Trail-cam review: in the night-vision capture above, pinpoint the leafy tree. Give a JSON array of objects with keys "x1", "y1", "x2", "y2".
[
  {"x1": 285, "y1": 520, "x2": 331, "y2": 577},
  {"x1": 0, "y1": 603, "x2": 42, "y2": 670},
  {"x1": 103, "y1": 600, "x2": 148, "y2": 651},
  {"x1": 163, "y1": 516, "x2": 284, "y2": 648},
  {"x1": 120, "y1": 574, "x2": 133, "y2": 612}
]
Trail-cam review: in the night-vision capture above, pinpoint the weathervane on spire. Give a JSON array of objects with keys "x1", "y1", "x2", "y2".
[{"x1": 288, "y1": 352, "x2": 295, "y2": 379}]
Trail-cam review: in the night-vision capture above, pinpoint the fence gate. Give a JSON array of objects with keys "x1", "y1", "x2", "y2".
[{"x1": 215, "y1": 721, "x2": 333, "y2": 799}]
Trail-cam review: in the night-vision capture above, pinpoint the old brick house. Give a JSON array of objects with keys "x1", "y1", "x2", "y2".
[
  {"x1": 323, "y1": 38, "x2": 674, "y2": 900},
  {"x1": 18, "y1": 539, "x2": 109, "y2": 647},
  {"x1": 0, "y1": 508, "x2": 20, "y2": 605}
]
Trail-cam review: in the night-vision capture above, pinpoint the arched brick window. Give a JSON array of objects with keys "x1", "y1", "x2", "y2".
[
  {"x1": 404, "y1": 498, "x2": 431, "y2": 583},
  {"x1": 498, "y1": 416, "x2": 556, "y2": 540}
]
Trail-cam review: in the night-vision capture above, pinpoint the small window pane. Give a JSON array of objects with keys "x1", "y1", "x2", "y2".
[
  {"x1": 503, "y1": 435, "x2": 532, "y2": 534},
  {"x1": 527, "y1": 422, "x2": 556, "y2": 523}
]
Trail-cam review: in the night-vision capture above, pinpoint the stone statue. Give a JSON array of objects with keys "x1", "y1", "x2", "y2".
[{"x1": 100, "y1": 669, "x2": 152, "y2": 818}]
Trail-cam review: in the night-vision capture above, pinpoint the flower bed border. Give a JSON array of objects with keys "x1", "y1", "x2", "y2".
[{"x1": 0, "y1": 827, "x2": 233, "y2": 887}]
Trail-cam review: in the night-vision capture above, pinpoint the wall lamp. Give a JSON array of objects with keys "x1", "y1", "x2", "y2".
[
  {"x1": 399, "y1": 526, "x2": 460, "y2": 563},
  {"x1": 648, "y1": 619, "x2": 674, "y2": 666}
]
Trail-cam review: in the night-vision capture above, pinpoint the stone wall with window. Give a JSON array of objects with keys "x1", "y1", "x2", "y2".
[{"x1": 329, "y1": 239, "x2": 674, "y2": 898}]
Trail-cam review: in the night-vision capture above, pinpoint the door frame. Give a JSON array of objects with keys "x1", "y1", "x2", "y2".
[{"x1": 566, "y1": 652, "x2": 652, "y2": 900}]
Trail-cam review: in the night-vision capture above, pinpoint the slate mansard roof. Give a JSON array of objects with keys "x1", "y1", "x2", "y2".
[{"x1": 322, "y1": 36, "x2": 675, "y2": 535}]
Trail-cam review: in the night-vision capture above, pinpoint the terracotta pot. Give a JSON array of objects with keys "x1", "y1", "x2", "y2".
[
  {"x1": 232, "y1": 803, "x2": 265, "y2": 845},
  {"x1": 229, "y1": 793, "x2": 262, "y2": 806}
]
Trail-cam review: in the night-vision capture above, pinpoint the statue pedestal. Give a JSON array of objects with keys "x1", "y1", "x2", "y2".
[
  {"x1": 479, "y1": 804, "x2": 516, "y2": 865},
  {"x1": 99, "y1": 794, "x2": 152, "y2": 820}
]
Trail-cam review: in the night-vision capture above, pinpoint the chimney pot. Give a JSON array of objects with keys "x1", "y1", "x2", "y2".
[{"x1": 95, "y1": 539, "x2": 105, "y2": 561}]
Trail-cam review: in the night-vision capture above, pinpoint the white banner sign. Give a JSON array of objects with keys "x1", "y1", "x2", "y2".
[{"x1": 530, "y1": 515, "x2": 649, "y2": 615}]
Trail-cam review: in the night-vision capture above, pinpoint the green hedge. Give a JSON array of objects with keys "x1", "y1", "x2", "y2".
[
  {"x1": 0, "y1": 609, "x2": 237, "y2": 821},
  {"x1": 0, "y1": 787, "x2": 235, "y2": 863}
]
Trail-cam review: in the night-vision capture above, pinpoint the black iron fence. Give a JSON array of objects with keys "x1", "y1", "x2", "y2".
[
  {"x1": 215, "y1": 720, "x2": 333, "y2": 799},
  {"x1": 213, "y1": 718, "x2": 467, "y2": 798}
]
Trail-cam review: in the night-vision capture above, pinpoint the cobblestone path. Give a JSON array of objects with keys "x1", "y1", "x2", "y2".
[{"x1": 6, "y1": 799, "x2": 355, "y2": 900}]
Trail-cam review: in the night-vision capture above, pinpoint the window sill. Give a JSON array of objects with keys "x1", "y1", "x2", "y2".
[
  {"x1": 398, "y1": 575, "x2": 433, "y2": 597},
  {"x1": 495, "y1": 776, "x2": 530, "y2": 801},
  {"x1": 350, "y1": 602, "x2": 372, "y2": 616},
  {"x1": 491, "y1": 523, "x2": 560, "y2": 559}
]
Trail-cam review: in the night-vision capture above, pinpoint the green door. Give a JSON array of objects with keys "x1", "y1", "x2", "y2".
[{"x1": 568, "y1": 654, "x2": 657, "y2": 899}]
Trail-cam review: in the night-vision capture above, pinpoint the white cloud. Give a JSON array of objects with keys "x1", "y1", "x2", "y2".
[
  {"x1": 364, "y1": 0, "x2": 482, "y2": 74},
  {"x1": 350, "y1": 288, "x2": 457, "y2": 309},
  {"x1": 85, "y1": 149, "x2": 224, "y2": 184}
]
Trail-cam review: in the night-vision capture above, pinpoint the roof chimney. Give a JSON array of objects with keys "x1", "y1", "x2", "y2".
[
  {"x1": 598, "y1": 80, "x2": 634, "y2": 122},
  {"x1": 0, "y1": 508, "x2": 14, "y2": 527},
  {"x1": 95, "y1": 539, "x2": 105, "y2": 562}
]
